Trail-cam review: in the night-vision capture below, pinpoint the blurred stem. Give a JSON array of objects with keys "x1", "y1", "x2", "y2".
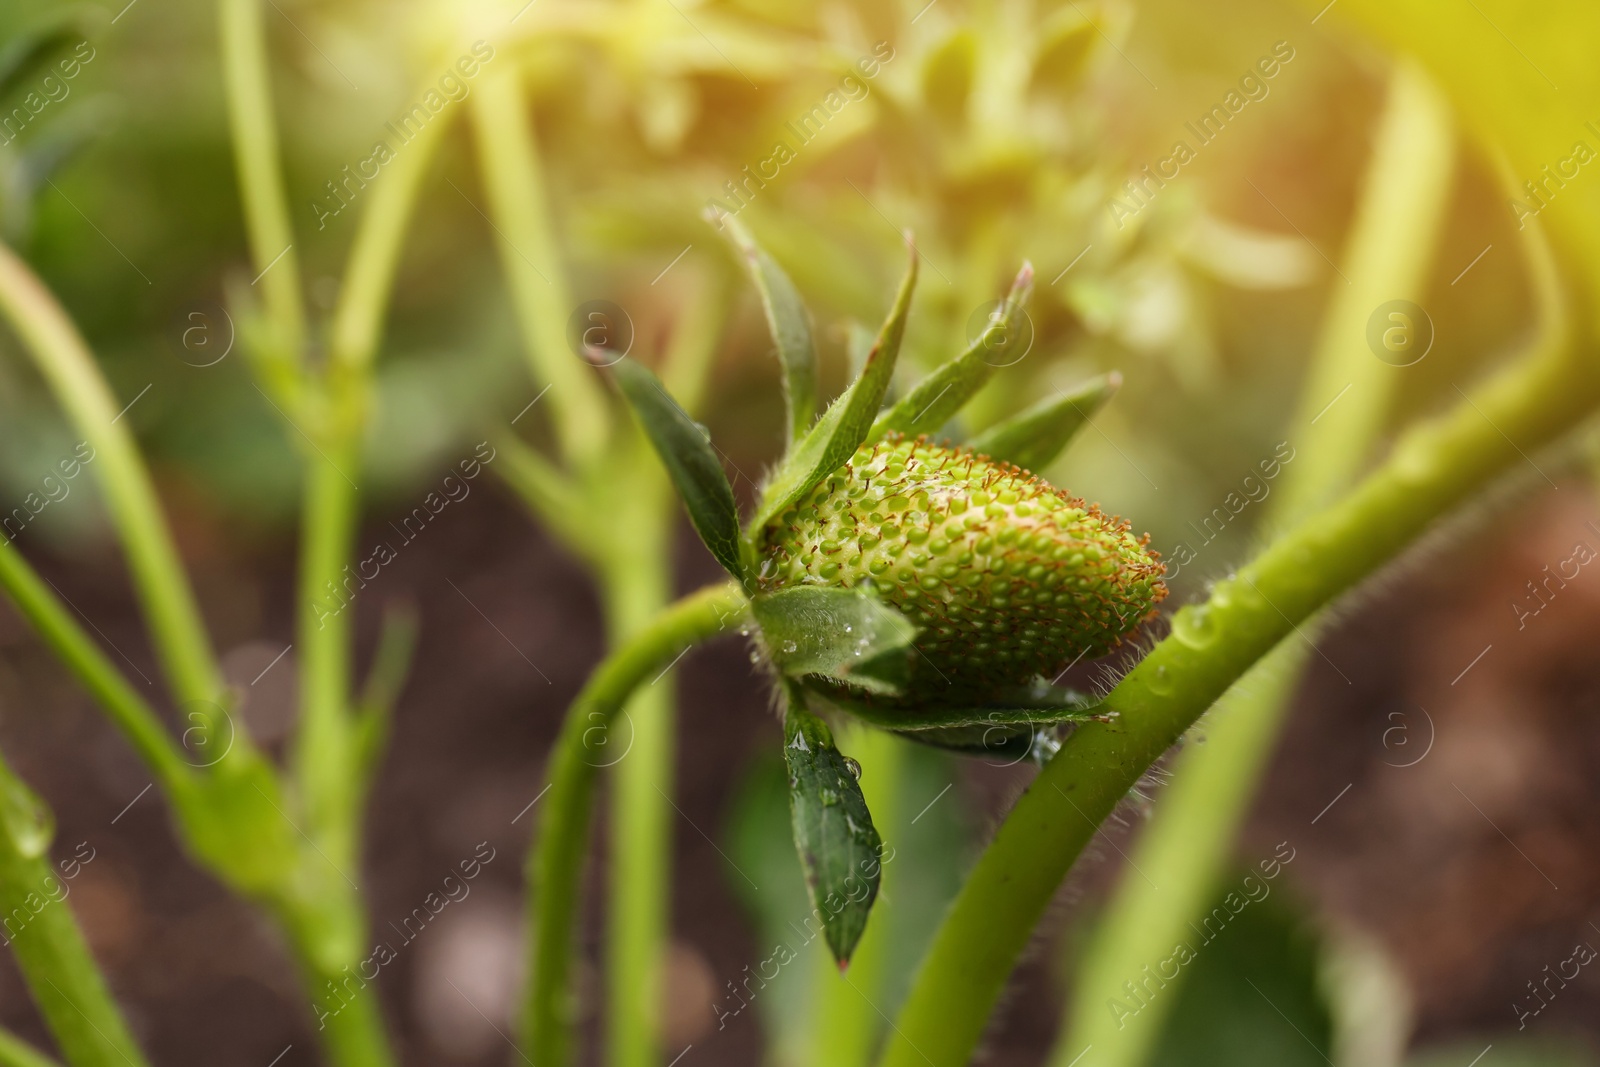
[
  {"x1": 0, "y1": 1029, "x2": 58, "y2": 1067},
  {"x1": 277, "y1": 70, "x2": 451, "y2": 1067},
  {"x1": 296, "y1": 104, "x2": 451, "y2": 864},
  {"x1": 0, "y1": 755, "x2": 150, "y2": 1067},
  {"x1": 523, "y1": 581, "x2": 748, "y2": 1067},
  {"x1": 0, "y1": 541, "x2": 191, "y2": 792},
  {"x1": 598, "y1": 267, "x2": 727, "y2": 1067},
  {"x1": 469, "y1": 61, "x2": 610, "y2": 468},
  {"x1": 0, "y1": 242, "x2": 224, "y2": 710},
  {"x1": 1053, "y1": 58, "x2": 1456, "y2": 1067},
  {"x1": 352, "y1": 601, "x2": 420, "y2": 794},
  {"x1": 600, "y1": 526, "x2": 673, "y2": 1067},
  {"x1": 218, "y1": 0, "x2": 306, "y2": 366},
  {"x1": 805, "y1": 724, "x2": 904, "y2": 1067},
  {"x1": 879, "y1": 294, "x2": 1600, "y2": 1067}
]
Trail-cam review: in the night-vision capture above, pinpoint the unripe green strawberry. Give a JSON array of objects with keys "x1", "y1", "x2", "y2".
[{"x1": 757, "y1": 435, "x2": 1166, "y2": 703}]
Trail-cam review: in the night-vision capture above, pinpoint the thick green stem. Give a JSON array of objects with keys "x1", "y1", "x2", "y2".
[
  {"x1": 878, "y1": 310, "x2": 1600, "y2": 1066},
  {"x1": 0, "y1": 243, "x2": 224, "y2": 710},
  {"x1": 523, "y1": 582, "x2": 748, "y2": 1067},
  {"x1": 218, "y1": 0, "x2": 306, "y2": 367},
  {"x1": 1054, "y1": 58, "x2": 1456, "y2": 1067},
  {"x1": 0, "y1": 756, "x2": 149, "y2": 1067}
]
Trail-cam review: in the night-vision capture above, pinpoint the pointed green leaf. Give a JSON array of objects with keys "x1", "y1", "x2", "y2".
[
  {"x1": 781, "y1": 685, "x2": 883, "y2": 967},
  {"x1": 752, "y1": 586, "x2": 919, "y2": 696},
  {"x1": 606, "y1": 356, "x2": 745, "y2": 582},
  {"x1": 965, "y1": 372, "x2": 1121, "y2": 472},
  {"x1": 749, "y1": 239, "x2": 919, "y2": 533},
  {"x1": 713, "y1": 214, "x2": 818, "y2": 445},
  {"x1": 873, "y1": 262, "x2": 1034, "y2": 441}
]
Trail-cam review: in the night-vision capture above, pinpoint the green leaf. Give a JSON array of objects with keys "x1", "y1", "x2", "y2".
[
  {"x1": 752, "y1": 586, "x2": 919, "y2": 696},
  {"x1": 965, "y1": 372, "x2": 1121, "y2": 472},
  {"x1": 749, "y1": 238, "x2": 920, "y2": 533},
  {"x1": 781, "y1": 686, "x2": 884, "y2": 968},
  {"x1": 606, "y1": 356, "x2": 745, "y2": 583},
  {"x1": 872, "y1": 262, "x2": 1034, "y2": 441},
  {"x1": 0, "y1": 21, "x2": 80, "y2": 103},
  {"x1": 713, "y1": 213, "x2": 818, "y2": 446},
  {"x1": 1139, "y1": 876, "x2": 1334, "y2": 1067}
]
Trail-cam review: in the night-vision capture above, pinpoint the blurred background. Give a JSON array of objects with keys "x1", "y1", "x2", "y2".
[{"x1": 0, "y1": 0, "x2": 1595, "y2": 1064}]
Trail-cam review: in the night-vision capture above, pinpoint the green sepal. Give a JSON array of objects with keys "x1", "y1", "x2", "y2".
[
  {"x1": 965, "y1": 371, "x2": 1121, "y2": 472},
  {"x1": 804, "y1": 680, "x2": 1108, "y2": 760},
  {"x1": 808, "y1": 679, "x2": 1105, "y2": 733},
  {"x1": 751, "y1": 585, "x2": 919, "y2": 696},
  {"x1": 748, "y1": 237, "x2": 919, "y2": 534},
  {"x1": 604, "y1": 355, "x2": 746, "y2": 584},
  {"x1": 780, "y1": 683, "x2": 884, "y2": 968},
  {"x1": 872, "y1": 261, "x2": 1034, "y2": 441},
  {"x1": 713, "y1": 213, "x2": 818, "y2": 447}
]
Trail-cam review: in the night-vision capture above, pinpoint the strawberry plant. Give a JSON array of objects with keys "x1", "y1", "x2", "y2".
[{"x1": 0, "y1": 1, "x2": 1597, "y2": 1065}]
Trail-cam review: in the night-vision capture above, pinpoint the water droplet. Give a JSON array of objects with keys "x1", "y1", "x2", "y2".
[
  {"x1": 748, "y1": 649, "x2": 762, "y2": 664},
  {"x1": 843, "y1": 624, "x2": 853, "y2": 634},
  {"x1": 1147, "y1": 663, "x2": 1175, "y2": 696},
  {"x1": 0, "y1": 776, "x2": 53, "y2": 858},
  {"x1": 781, "y1": 639, "x2": 798, "y2": 654},
  {"x1": 1172, "y1": 604, "x2": 1217, "y2": 648},
  {"x1": 1030, "y1": 729, "x2": 1062, "y2": 764},
  {"x1": 843, "y1": 756, "x2": 862, "y2": 780},
  {"x1": 1391, "y1": 434, "x2": 1436, "y2": 485}
]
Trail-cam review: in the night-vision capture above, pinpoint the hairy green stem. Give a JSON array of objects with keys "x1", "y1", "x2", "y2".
[
  {"x1": 0, "y1": 242, "x2": 224, "y2": 710},
  {"x1": 1054, "y1": 58, "x2": 1456, "y2": 1067},
  {"x1": 523, "y1": 582, "x2": 748, "y2": 1066},
  {"x1": 878, "y1": 307, "x2": 1600, "y2": 1066},
  {"x1": 218, "y1": 0, "x2": 306, "y2": 367},
  {"x1": 0, "y1": 756, "x2": 149, "y2": 1067}
]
